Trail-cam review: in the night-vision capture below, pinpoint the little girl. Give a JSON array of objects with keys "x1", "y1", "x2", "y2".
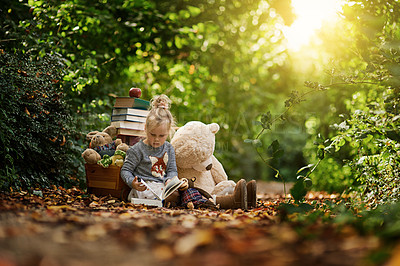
[{"x1": 121, "y1": 94, "x2": 183, "y2": 201}]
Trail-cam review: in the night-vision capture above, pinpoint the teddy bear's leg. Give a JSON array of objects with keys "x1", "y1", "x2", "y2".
[
  {"x1": 247, "y1": 180, "x2": 257, "y2": 208},
  {"x1": 82, "y1": 148, "x2": 101, "y2": 164},
  {"x1": 216, "y1": 179, "x2": 247, "y2": 210}
]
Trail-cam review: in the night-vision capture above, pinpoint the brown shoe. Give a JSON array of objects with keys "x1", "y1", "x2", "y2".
[
  {"x1": 247, "y1": 180, "x2": 257, "y2": 208},
  {"x1": 216, "y1": 179, "x2": 247, "y2": 210}
]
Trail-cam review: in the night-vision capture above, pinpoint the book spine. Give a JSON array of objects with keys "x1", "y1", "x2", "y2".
[
  {"x1": 116, "y1": 128, "x2": 146, "y2": 137},
  {"x1": 111, "y1": 121, "x2": 145, "y2": 131},
  {"x1": 112, "y1": 108, "x2": 149, "y2": 117},
  {"x1": 114, "y1": 97, "x2": 150, "y2": 109},
  {"x1": 111, "y1": 115, "x2": 147, "y2": 123}
]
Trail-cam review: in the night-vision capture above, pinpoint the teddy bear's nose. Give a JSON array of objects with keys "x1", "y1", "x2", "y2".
[{"x1": 206, "y1": 163, "x2": 212, "y2": 171}]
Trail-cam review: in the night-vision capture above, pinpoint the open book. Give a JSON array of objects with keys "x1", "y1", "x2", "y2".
[{"x1": 131, "y1": 176, "x2": 185, "y2": 207}]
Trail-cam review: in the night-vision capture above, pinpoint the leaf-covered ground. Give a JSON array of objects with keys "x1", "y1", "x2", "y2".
[{"x1": 0, "y1": 182, "x2": 394, "y2": 266}]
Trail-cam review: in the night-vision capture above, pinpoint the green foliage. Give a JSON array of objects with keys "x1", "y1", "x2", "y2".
[
  {"x1": 278, "y1": 197, "x2": 400, "y2": 264},
  {"x1": 307, "y1": 157, "x2": 353, "y2": 193},
  {"x1": 151, "y1": 0, "x2": 299, "y2": 181},
  {"x1": 301, "y1": 0, "x2": 400, "y2": 206},
  {"x1": 278, "y1": 202, "x2": 314, "y2": 221},
  {"x1": 245, "y1": 84, "x2": 327, "y2": 201},
  {"x1": 2, "y1": 0, "x2": 299, "y2": 187},
  {"x1": 324, "y1": 104, "x2": 400, "y2": 207},
  {"x1": 3, "y1": 0, "x2": 301, "y2": 184},
  {"x1": 334, "y1": 201, "x2": 400, "y2": 264},
  {"x1": 7, "y1": 0, "x2": 400, "y2": 207},
  {"x1": 0, "y1": 50, "x2": 79, "y2": 190},
  {"x1": 344, "y1": 1, "x2": 400, "y2": 206},
  {"x1": 17, "y1": 0, "x2": 178, "y2": 101}
]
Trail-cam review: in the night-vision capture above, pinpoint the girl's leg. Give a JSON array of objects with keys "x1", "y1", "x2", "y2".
[
  {"x1": 127, "y1": 188, "x2": 138, "y2": 202},
  {"x1": 136, "y1": 182, "x2": 164, "y2": 199}
]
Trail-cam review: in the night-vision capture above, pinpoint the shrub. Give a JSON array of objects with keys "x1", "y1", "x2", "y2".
[{"x1": 0, "y1": 50, "x2": 79, "y2": 190}]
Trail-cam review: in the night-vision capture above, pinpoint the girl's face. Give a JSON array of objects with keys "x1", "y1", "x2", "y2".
[{"x1": 145, "y1": 123, "x2": 169, "y2": 148}]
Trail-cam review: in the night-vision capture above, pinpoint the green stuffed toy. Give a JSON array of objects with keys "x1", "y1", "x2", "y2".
[
  {"x1": 97, "y1": 150, "x2": 126, "y2": 168},
  {"x1": 111, "y1": 150, "x2": 126, "y2": 167},
  {"x1": 98, "y1": 154, "x2": 113, "y2": 168}
]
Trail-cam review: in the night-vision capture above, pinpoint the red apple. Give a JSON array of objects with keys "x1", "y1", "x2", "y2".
[{"x1": 129, "y1": 87, "x2": 142, "y2": 98}]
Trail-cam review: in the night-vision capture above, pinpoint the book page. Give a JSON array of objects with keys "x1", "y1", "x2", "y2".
[
  {"x1": 139, "y1": 179, "x2": 162, "y2": 200},
  {"x1": 162, "y1": 177, "x2": 184, "y2": 199},
  {"x1": 136, "y1": 177, "x2": 183, "y2": 203}
]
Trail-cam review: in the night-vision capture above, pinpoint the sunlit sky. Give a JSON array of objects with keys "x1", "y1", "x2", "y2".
[{"x1": 283, "y1": 0, "x2": 344, "y2": 51}]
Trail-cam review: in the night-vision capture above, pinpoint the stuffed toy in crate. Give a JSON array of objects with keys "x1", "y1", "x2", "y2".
[{"x1": 82, "y1": 125, "x2": 129, "y2": 166}]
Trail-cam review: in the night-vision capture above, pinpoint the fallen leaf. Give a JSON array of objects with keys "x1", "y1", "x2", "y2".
[
  {"x1": 83, "y1": 224, "x2": 107, "y2": 241},
  {"x1": 153, "y1": 244, "x2": 174, "y2": 261},
  {"x1": 174, "y1": 229, "x2": 214, "y2": 255}
]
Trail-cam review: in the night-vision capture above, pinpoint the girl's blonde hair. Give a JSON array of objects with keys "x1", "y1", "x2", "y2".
[{"x1": 146, "y1": 94, "x2": 176, "y2": 137}]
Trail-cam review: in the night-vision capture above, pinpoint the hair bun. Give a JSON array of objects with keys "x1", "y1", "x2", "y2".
[{"x1": 151, "y1": 94, "x2": 171, "y2": 110}]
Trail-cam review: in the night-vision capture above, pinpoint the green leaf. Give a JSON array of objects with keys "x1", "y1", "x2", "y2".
[
  {"x1": 187, "y1": 6, "x2": 201, "y2": 17},
  {"x1": 304, "y1": 178, "x2": 312, "y2": 189},
  {"x1": 267, "y1": 140, "x2": 284, "y2": 159},
  {"x1": 278, "y1": 202, "x2": 313, "y2": 214},
  {"x1": 260, "y1": 111, "x2": 272, "y2": 129},
  {"x1": 253, "y1": 139, "x2": 262, "y2": 148},
  {"x1": 386, "y1": 130, "x2": 400, "y2": 142},
  {"x1": 179, "y1": 10, "x2": 191, "y2": 19},
  {"x1": 290, "y1": 179, "x2": 308, "y2": 202},
  {"x1": 274, "y1": 171, "x2": 280, "y2": 179},
  {"x1": 317, "y1": 147, "x2": 325, "y2": 159},
  {"x1": 296, "y1": 164, "x2": 314, "y2": 174},
  {"x1": 316, "y1": 133, "x2": 325, "y2": 144},
  {"x1": 175, "y1": 36, "x2": 182, "y2": 49},
  {"x1": 270, "y1": 140, "x2": 280, "y2": 152},
  {"x1": 274, "y1": 149, "x2": 284, "y2": 158}
]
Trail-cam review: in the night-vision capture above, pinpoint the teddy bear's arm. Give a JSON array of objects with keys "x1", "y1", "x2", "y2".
[
  {"x1": 194, "y1": 187, "x2": 213, "y2": 200},
  {"x1": 210, "y1": 155, "x2": 228, "y2": 184}
]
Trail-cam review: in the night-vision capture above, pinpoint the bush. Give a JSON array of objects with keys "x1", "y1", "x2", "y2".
[{"x1": 0, "y1": 50, "x2": 79, "y2": 190}]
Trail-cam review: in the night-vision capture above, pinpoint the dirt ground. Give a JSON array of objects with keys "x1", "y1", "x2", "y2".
[
  {"x1": 256, "y1": 181, "x2": 293, "y2": 197},
  {"x1": 0, "y1": 182, "x2": 386, "y2": 266}
]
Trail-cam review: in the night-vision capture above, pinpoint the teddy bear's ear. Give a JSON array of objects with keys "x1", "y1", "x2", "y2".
[
  {"x1": 86, "y1": 131, "x2": 99, "y2": 141},
  {"x1": 103, "y1": 126, "x2": 117, "y2": 139},
  {"x1": 209, "y1": 123, "x2": 220, "y2": 134},
  {"x1": 187, "y1": 177, "x2": 196, "y2": 188}
]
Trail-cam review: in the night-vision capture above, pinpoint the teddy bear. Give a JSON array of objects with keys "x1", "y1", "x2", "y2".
[
  {"x1": 82, "y1": 125, "x2": 129, "y2": 165},
  {"x1": 163, "y1": 176, "x2": 218, "y2": 209},
  {"x1": 183, "y1": 177, "x2": 218, "y2": 210},
  {"x1": 171, "y1": 121, "x2": 257, "y2": 209}
]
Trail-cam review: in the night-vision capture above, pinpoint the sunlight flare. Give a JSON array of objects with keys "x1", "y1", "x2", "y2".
[{"x1": 283, "y1": 0, "x2": 344, "y2": 51}]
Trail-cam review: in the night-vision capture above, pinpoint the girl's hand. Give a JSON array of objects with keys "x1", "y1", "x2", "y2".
[{"x1": 132, "y1": 176, "x2": 146, "y2": 191}]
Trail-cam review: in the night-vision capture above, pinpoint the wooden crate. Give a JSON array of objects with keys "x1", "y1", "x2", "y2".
[{"x1": 85, "y1": 164, "x2": 130, "y2": 201}]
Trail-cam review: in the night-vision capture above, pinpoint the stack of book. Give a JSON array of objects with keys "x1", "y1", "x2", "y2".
[{"x1": 111, "y1": 97, "x2": 150, "y2": 146}]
